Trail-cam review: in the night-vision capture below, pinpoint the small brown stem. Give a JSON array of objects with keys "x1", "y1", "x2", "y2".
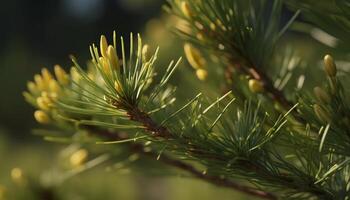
[
  {"x1": 88, "y1": 128, "x2": 277, "y2": 200},
  {"x1": 151, "y1": 152, "x2": 277, "y2": 200},
  {"x1": 128, "y1": 107, "x2": 172, "y2": 138}
]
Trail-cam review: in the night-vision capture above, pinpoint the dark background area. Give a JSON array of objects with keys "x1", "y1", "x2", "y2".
[{"x1": 0, "y1": 0, "x2": 163, "y2": 140}]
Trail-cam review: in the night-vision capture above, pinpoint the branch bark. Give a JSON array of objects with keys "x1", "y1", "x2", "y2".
[
  {"x1": 125, "y1": 107, "x2": 335, "y2": 199},
  {"x1": 88, "y1": 126, "x2": 277, "y2": 200}
]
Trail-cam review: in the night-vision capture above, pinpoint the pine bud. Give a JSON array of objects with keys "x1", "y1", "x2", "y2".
[
  {"x1": 27, "y1": 81, "x2": 38, "y2": 94},
  {"x1": 184, "y1": 43, "x2": 206, "y2": 69},
  {"x1": 142, "y1": 44, "x2": 151, "y2": 62},
  {"x1": 49, "y1": 79, "x2": 61, "y2": 94},
  {"x1": 216, "y1": 19, "x2": 227, "y2": 31},
  {"x1": 313, "y1": 87, "x2": 331, "y2": 104},
  {"x1": 313, "y1": 104, "x2": 331, "y2": 123},
  {"x1": 100, "y1": 35, "x2": 108, "y2": 58},
  {"x1": 41, "y1": 68, "x2": 53, "y2": 83},
  {"x1": 210, "y1": 22, "x2": 216, "y2": 31},
  {"x1": 41, "y1": 91, "x2": 52, "y2": 101},
  {"x1": 248, "y1": 79, "x2": 264, "y2": 93},
  {"x1": 181, "y1": 1, "x2": 193, "y2": 18},
  {"x1": 70, "y1": 149, "x2": 88, "y2": 167},
  {"x1": 34, "y1": 110, "x2": 50, "y2": 124},
  {"x1": 107, "y1": 45, "x2": 119, "y2": 69},
  {"x1": 196, "y1": 69, "x2": 208, "y2": 81},
  {"x1": 196, "y1": 33, "x2": 204, "y2": 41},
  {"x1": 99, "y1": 57, "x2": 110, "y2": 74},
  {"x1": 324, "y1": 54, "x2": 337, "y2": 77},
  {"x1": 54, "y1": 65, "x2": 69, "y2": 85},
  {"x1": 11, "y1": 168, "x2": 23, "y2": 183},
  {"x1": 37, "y1": 97, "x2": 50, "y2": 111},
  {"x1": 34, "y1": 74, "x2": 45, "y2": 90}
]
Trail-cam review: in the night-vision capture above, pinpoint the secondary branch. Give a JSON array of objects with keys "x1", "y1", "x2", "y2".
[{"x1": 89, "y1": 122, "x2": 277, "y2": 200}]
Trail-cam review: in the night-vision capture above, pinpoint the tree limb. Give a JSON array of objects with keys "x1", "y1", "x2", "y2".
[{"x1": 89, "y1": 127, "x2": 278, "y2": 200}]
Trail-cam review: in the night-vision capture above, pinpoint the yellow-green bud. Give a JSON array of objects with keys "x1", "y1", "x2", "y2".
[
  {"x1": 107, "y1": 45, "x2": 119, "y2": 69},
  {"x1": 210, "y1": 22, "x2": 216, "y2": 31},
  {"x1": 181, "y1": 1, "x2": 193, "y2": 18},
  {"x1": 324, "y1": 54, "x2": 337, "y2": 77},
  {"x1": 27, "y1": 81, "x2": 38, "y2": 94},
  {"x1": 54, "y1": 65, "x2": 69, "y2": 85},
  {"x1": 313, "y1": 104, "x2": 331, "y2": 123},
  {"x1": 11, "y1": 168, "x2": 24, "y2": 184},
  {"x1": 313, "y1": 87, "x2": 331, "y2": 104},
  {"x1": 99, "y1": 57, "x2": 110, "y2": 74},
  {"x1": 196, "y1": 69, "x2": 208, "y2": 81},
  {"x1": 184, "y1": 43, "x2": 206, "y2": 69},
  {"x1": 41, "y1": 68, "x2": 53, "y2": 83},
  {"x1": 70, "y1": 149, "x2": 88, "y2": 167},
  {"x1": 100, "y1": 35, "x2": 108, "y2": 58},
  {"x1": 49, "y1": 79, "x2": 61, "y2": 94},
  {"x1": 34, "y1": 110, "x2": 51, "y2": 124},
  {"x1": 36, "y1": 97, "x2": 50, "y2": 111},
  {"x1": 142, "y1": 44, "x2": 151, "y2": 62},
  {"x1": 248, "y1": 79, "x2": 264, "y2": 93},
  {"x1": 196, "y1": 33, "x2": 204, "y2": 41},
  {"x1": 34, "y1": 74, "x2": 45, "y2": 91}
]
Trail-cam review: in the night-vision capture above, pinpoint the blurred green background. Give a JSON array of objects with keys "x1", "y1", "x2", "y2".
[{"x1": 0, "y1": 0, "x2": 252, "y2": 199}]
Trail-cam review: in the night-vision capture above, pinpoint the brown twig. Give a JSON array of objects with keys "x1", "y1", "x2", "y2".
[
  {"x1": 93, "y1": 99, "x2": 335, "y2": 199},
  {"x1": 88, "y1": 125, "x2": 277, "y2": 200},
  {"x1": 151, "y1": 152, "x2": 277, "y2": 200},
  {"x1": 126, "y1": 107, "x2": 277, "y2": 199}
]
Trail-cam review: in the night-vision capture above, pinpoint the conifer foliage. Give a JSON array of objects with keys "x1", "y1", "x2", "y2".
[{"x1": 23, "y1": 0, "x2": 350, "y2": 199}]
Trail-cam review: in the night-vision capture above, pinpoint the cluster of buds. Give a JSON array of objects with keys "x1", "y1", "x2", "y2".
[
  {"x1": 183, "y1": 43, "x2": 208, "y2": 81},
  {"x1": 180, "y1": 1, "x2": 228, "y2": 32},
  {"x1": 178, "y1": 1, "x2": 233, "y2": 71},
  {"x1": 312, "y1": 54, "x2": 338, "y2": 124},
  {"x1": 99, "y1": 35, "x2": 123, "y2": 94},
  {"x1": 98, "y1": 35, "x2": 119, "y2": 75},
  {"x1": 24, "y1": 65, "x2": 74, "y2": 124}
]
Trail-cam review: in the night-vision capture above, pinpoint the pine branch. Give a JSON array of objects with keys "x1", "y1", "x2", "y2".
[
  {"x1": 109, "y1": 104, "x2": 333, "y2": 199},
  {"x1": 88, "y1": 127, "x2": 278, "y2": 200},
  {"x1": 24, "y1": 30, "x2": 349, "y2": 199}
]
